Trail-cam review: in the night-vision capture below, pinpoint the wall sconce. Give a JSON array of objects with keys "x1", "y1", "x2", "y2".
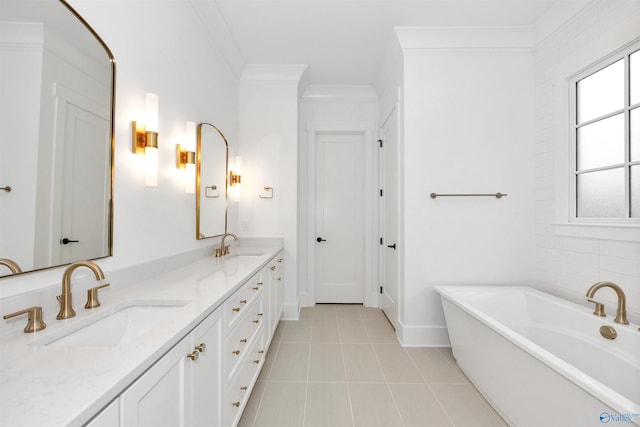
[
  {"x1": 229, "y1": 156, "x2": 242, "y2": 200},
  {"x1": 132, "y1": 93, "x2": 159, "y2": 187},
  {"x1": 176, "y1": 121, "x2": 196, "y2": 193}
]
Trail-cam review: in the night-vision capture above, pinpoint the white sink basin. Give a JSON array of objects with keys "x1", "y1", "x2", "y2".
[{"x1": 39, "y1": 300, "x2": 188, "y2": 347}]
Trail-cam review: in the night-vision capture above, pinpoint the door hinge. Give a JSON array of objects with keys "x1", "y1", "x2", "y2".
[
  {"x1": 379, "y1": 189, "x2": 383, "y2": 197},
  {"x1": 379, "y1": 237, "x2": 383, "y2": 245},
  {"x1": 378, "y1": 139, "x2": 383, "y2": 148},
  {"x1": 380, "y1": 286, "x2": 383, "y2": 294}
]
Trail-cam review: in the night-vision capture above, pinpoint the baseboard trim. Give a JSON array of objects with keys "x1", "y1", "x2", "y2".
[
  {"x1": 282, "y1": 297, "x2": 301, "y2": 320},
  {"x1": 397, "y1": 323, "x2": 451, "y2": 347}
]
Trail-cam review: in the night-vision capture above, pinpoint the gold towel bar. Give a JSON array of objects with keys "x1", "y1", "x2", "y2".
[{"x1": 430, "y1": 192, "x2": 507, "y2": 199}]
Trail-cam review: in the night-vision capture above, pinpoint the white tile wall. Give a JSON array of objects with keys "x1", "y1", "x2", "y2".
[{"x1": 533, "y1": 0, "x2": 640, "y2": 324}]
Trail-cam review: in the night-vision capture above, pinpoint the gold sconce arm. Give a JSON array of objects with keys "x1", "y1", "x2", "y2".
[
  {"x1": 132, "y1": 121, "x2": 158, "y2": 154},
  {"x1": 176, "y1": 144, "x2": 195, "y2": 169},
  {"x1": 229, "y1": 171, "x2": 241, "y2": 185}
]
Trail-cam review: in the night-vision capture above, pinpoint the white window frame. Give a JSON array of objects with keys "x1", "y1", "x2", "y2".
[{"x1": 568, "y1": 40, "x2": 640, "y2": 226}]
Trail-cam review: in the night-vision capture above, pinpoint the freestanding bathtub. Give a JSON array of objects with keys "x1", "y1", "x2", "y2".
[{"x1": 435, "y1": 286, "x2": 640, "y2": 427}]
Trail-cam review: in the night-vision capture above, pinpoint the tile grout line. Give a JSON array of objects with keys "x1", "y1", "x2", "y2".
[
  {"x1": 336, "y1": 306, "x2": 357, "y2": 427},
  {"x1": 369, "y1": 333, "x2": 408, "y2": 427},
  {"x1": 435, "y1": 348, "x2": 507, "y2": 426},
  {"x1": 301, "y1": 309, "x2": 314, "y2": 427},
  {"x1": 246, "y1": 323, "x2": 285, "y2": 427},
  {"x1": 406, "y1": 346, "x2": 457, "y2": 426}
]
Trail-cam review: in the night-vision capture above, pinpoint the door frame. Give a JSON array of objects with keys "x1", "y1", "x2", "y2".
[
  {"x1": 379, "y1": 92, "x2": 404, "y2": 334},
  {"x1": 379, "y1": 104, "x2": 401, "y2": 330},
  {"x1": 304, "y1": 121, "x2": 378, "y2": 307}
]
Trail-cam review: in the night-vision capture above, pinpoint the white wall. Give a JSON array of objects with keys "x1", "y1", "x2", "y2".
[
  {"x1": 396, "y1": 27, "x2": 536, "y2": 346},
  {"x1": 533, "y1": 0, "x2": 640, "y2": 323},
  {"x1": 298, "y1": 85, "x2": 380, "y2": 307},
  {"x1": 0, "y1": 0, "x2": 240, "y2": 297},
  {"x1": 238, "y1": 65, "x2": 307, "y2": 319}
]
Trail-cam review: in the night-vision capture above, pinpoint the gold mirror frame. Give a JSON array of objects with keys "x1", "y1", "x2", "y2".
[
  {"x1": 0, "y1": 0, "x2": 115, "y2": 278},
  {"x1": 196, "y1": 123, "x2": 228, "y2": 239}
]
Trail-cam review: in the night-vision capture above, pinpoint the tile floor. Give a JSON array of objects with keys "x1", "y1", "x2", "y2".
[{"x1": 238, "y1": 304, "x2": 507, "y2": 427}]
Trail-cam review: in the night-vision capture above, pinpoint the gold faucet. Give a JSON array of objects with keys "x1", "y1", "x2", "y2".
[
  {"x1": 57, "y1": 261, "x2": 105, "y2": 319},
  {"x1": 3, "y1": 306, "x2": 46, "y2": 333},
  {"x1": 0, "y1": 258, "x2": 22, "y2": 274},
  {"x1": 585, "y1": 281, "x2": 629, "y2": 325},
  {"x1": 215, "y1": 232, "x2": 238, "y2": 257}
]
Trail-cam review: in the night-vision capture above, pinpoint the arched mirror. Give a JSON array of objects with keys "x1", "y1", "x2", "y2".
[
  {"x1": 196, "y1": 123, "x2": 228, "y2": 239},
  {"x1": 0, "y1": 0, "x2": 115, "y2": 278}
]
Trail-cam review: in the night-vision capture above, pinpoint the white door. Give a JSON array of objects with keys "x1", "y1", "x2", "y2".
[
  {"x1": 314, "y1": 132, "x2": 365, "y2": 303},
  {"x1": 381, "y1": 108, "x2": 399, "y2": 330},
  {"x1": 57, "y1": 102, "x2": 110, "y2": 264}
]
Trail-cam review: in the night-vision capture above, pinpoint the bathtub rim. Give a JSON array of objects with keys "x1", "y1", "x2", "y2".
[{"x1": 435, "y1": 285, "x2": 640, "y2": 417}]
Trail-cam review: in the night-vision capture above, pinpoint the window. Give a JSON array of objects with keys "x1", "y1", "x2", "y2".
[{"x1": 570, "y1": 42, "x2": 640, "y2": 222}]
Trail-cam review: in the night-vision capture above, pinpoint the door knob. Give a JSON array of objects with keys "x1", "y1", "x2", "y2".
[
  {"x1": 316, "y1": 237, "x2": 327, "y2": 242},
  {"x1": 60, "y1": 238, "x2": 79, "y2": 245},
  {"x1": 387, "y1": 243, "x2": 396, "y2": 250}
]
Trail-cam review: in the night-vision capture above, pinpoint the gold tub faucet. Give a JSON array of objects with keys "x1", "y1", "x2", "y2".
[
  {"x1": 57, "y1": 261, "x2": 105, "y2": 320},
  {"x1": 585, "y1": 281, "x2": 628, "y2": 325}
]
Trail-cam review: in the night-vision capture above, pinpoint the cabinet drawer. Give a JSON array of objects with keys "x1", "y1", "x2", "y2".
[
  {"x1": 224, "y1": 331, "x2": 266, "y2": 427},
  {"x1": 224, "y1": 297, "x2": 264, "y2": 381},
  {"x1": 224, "y1": 277, "x2": 264, "y2": 330}
]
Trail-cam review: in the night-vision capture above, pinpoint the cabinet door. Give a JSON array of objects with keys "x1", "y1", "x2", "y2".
[
  {"x1": 190, "y1": 309, "x2": 222, "y2": 427},
  {"x1": 121, "y1": 337, "x2": 192, "y2": 427}
]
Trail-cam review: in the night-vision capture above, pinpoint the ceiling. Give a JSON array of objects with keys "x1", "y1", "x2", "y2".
[{"x1": 206, "y1": 0, "x2": 557, "y2": 85}]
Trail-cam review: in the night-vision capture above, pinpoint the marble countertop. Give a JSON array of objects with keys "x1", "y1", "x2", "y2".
[{"x1": 0, "y1": 244, "x2": 283, "y2": 427}]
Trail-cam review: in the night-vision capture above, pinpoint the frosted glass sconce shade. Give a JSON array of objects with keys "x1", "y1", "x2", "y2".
[{"x1": 177, "y1": 121, "x2": 197, "y2": 193}]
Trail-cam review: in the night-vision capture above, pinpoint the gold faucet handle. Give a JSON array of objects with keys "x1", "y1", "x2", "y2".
[
  {"x1": 3, "y1": 306, "x2": 47, "y2": 333},
  {"x1": 85, "y1": 283, "x2": 110, "y2": 309},
  {"x1": 587, "y1": 299, "x2": 606, "y2": 317}
]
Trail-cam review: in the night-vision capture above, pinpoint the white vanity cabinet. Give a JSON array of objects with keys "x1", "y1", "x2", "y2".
[
  {"x1": 119, "y1": 308, "x2": 223, "y2": 427},
  {"x1": 222, "y1": 268, "x2": 268, "y2": 427},
  {"x1": 261, "y1": 255, "x2": 284, "y2": 346},
  {"x1": 85, "y1": 251, "x2": 284, "y2": 427}
]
